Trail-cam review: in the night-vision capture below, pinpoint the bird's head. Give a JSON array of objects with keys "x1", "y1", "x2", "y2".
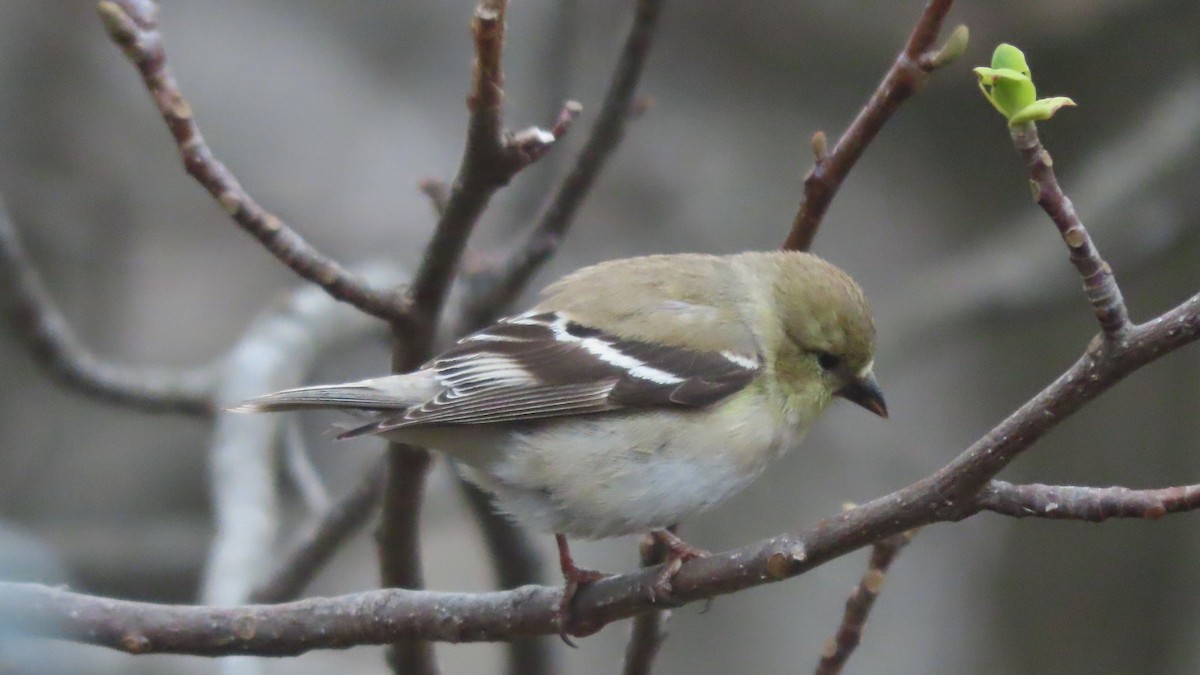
[{"x1": 764, "y1": 251, "x2": 887, "y2": 418}]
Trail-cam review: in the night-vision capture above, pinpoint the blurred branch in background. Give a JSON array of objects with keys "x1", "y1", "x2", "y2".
[
  {"x1": 282, "y1": 416, "x2": 332, "y2": 516},
  {"x1": 250, "y1": 455, "x2": 386, "y2": 604},
  {"x1": 0, "y1": 200, "x2": 219, "y2": 416},
  {"x1": 203, "y1": 262, "x2": 403, "y2": 615},
  {"x1": 456, "y1": 479, "x2": 554, "y2": 675}
]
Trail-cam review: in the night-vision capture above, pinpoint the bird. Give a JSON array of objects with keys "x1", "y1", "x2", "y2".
[{"x1": 233, "y1": 250, "x2": 886, "y2": 636}]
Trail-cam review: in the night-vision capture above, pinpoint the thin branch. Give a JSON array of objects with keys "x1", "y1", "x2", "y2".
[
  {"x1": 249, "y1": 455, "x2": 387, "y2": 604},
  {"x1": 1009, "y1": 122, "x2": 1132, "y2": 336},
  {"x1": 0, "y1": 195, "x2": 217, "y2": 415},
  {"x1": 783, "y1": 1, "x2": 965, "y2": 251},
  {"x1": 883, "y1": 78, "x2": 1200, "y2": 361},
  {"x1": 376, "y1": 4, "x2": 577, "y2": 672},
  {"x1": 979, "y1": 480, "x2": 1200, "y2": 521},
  {"x1": 620, "y1": 529, "x2": 673, "y2": 675},
  {"x1": 459, "y1": 0, "x2": 664, "y2": 330},
  {"x1": 404, "y1": 0, "x2": 580, "y2": 337},
  {"x1": 814, "y1": 531, "x2": 916, "y2": 675},
  {"x1": 96, "y1": 0, "x2": 407, "y2": 322}
]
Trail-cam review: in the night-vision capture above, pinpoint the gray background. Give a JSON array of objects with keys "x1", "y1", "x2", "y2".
[{"x1": 1, "y1": 1, "x2": 1199, "y2": 673}]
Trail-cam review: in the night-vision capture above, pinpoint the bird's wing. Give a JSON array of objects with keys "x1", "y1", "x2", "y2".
[{"x1": 364, "y1": 311, "x2": 761, "y2": 432}]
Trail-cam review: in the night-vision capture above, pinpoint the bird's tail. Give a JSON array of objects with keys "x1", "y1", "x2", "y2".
[{"x1": 228, "y1": 375, "x2": 432, "y2": 413}]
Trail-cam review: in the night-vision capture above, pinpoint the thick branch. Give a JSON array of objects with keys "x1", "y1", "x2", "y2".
[
  {"x1": 0, "y1": 196, "x2": 217, "y2": 415},
  {"x1": 926, "y1": 296, "x2": 1200, "y2": 507},
  {"x1": 459, "y1": 0, "x2": 664, "y2": 330},
  {"x1": 783, "y1": 0, "x2": 963, "y2": 251},
  {"x1": 978, "y1": 480, "x2": 1200, "y2": 521},
  {"x1": 97, "y1": 0, "x2": 406, "y2": 321},
  {"x1": 1009, "y1": 122, "x2": 1131, "y2": 336},
  {"x1": 0, "y1": 582, "x2": 560, "y2": 654},
  {"x1": 814, "y1": 531, "x2": 915, "y2": 675}
]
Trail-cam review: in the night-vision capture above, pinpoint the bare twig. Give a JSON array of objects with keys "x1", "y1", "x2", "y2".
[
  {"x1": 97, "y1": 0, "x2": 407, "y2": 322},
  {"x1": 814, "y1": 531, "x2": 916, "y2": 675},
  {"x1": 404, "y1": 0, "x2": 579, "y2": 338},
  {"x1": 459, "y1": 0, "x2": 664, "y2": 330},
  {"x1": 250, "y1": 455, "x2": 387, "y2": 604},
  {"x1": 979, "y1": 480, "x2": 1200, "y2": 521},
  {"x1": 0, "y1": 196, "x2": 218, "y2": 415},
  {"x1": 620, "y1": 529, "x2": 673, "y2": 675},
  {"x1": 1009, "y1": 122, "x2": 1131, "y2": 336},
  {"x1": 783, "y1": 1, "x2": 965, "y2": 251}
]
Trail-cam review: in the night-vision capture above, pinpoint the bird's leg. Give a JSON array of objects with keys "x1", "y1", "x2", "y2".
[
  {"x1": 649, "y1": 526, "x2": 710, "y2": 601},
  {"x1": 555, "y1": 533, "x2": 608, "y2": 646}
]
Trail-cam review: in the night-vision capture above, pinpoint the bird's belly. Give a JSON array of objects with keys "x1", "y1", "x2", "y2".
[{"x1": 456, "y1": 403, "x2": 800, "y2": 539}]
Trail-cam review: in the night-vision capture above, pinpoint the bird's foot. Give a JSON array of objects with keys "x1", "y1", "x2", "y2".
[
  {"x1": 555, "y1": 534, "x2": 609, "y2": 647},
  {"x1": 648, "y1": 528, "x2": 710, "y2": 602}
]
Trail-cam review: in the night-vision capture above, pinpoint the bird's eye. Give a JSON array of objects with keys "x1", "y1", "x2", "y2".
[{"x1": 816, "y1": 351, "x2": 841, "y2": 370}]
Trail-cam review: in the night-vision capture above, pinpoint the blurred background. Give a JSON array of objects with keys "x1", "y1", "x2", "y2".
[{"x1": 1, "y1": 0, "x2": 1198, "y2": 673}]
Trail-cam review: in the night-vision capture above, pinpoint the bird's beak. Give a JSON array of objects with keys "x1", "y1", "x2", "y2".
[{"x1": 837, "y1": 371, "x2": 888, "y2": 418}]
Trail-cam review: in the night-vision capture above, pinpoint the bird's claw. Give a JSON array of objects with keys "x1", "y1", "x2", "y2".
[
  {"x1": 557, "y1": 566, "x2": 608, "y2": 647},
  {"x1": 648, "y1": 528, "x2": 710, "y2": 602}
]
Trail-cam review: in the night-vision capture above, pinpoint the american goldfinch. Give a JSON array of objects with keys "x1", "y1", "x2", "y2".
[{"x1": 235, "y1": 251, "x2": 884, "y2": 624}]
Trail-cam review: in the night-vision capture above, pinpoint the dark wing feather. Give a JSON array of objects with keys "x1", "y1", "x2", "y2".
[{"x1": 372, "y1": 312, "x2": 760, "y2": 431}]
